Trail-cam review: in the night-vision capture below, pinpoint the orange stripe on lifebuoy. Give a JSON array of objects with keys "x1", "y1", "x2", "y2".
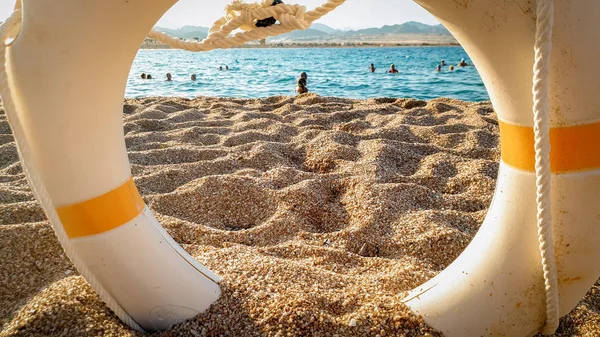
[
  {"x1": 57, "y1": 177, "x2": 145, "y2": 238},
  {"x1": 500, "y1": 120, "x2": 600, "y2": 173}
]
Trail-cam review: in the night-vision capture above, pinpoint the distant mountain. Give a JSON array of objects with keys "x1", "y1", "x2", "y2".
[
  {"x1": 310, "y1": 23, "x2": 339, "y2": 34},
  {"x1": 152, "y1": 21, "x2": 453, "y2": 45},
  {"x1": 266, "y1": 28, "x2": 329, "y2": 42},
  {"x1": 154, "y1": 26, "x2": 209, "y2": 40},
  {"x1": 343, "y1": 21, "x2": 450, "y2": 36}
]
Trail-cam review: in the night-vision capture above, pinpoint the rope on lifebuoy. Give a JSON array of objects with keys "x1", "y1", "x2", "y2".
[
  {"x1": 532, "y1": 0, "x2": 559, "y2": 334},
  {"x1": 147, "y1": 0, "x2": 345, "y2": 52}
]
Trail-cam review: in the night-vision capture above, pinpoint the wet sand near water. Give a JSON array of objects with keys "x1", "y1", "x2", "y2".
[{"x1": 0, "y1": 96, "x2": 599, "y2": 336}]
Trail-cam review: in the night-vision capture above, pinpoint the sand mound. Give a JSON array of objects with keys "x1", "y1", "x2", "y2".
[{"x1": 1, "y1": 96, "x2": 599, "y2": 337}]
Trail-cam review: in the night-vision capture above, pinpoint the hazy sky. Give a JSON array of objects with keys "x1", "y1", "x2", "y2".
[{"x1": 0, "y1": 0, "x2": 439, "y2": 30}]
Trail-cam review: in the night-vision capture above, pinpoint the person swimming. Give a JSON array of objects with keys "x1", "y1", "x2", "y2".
[
  {"x1": 191, "y1": 74, "x2": 197, "y2": 81},
  {"x1": 296, "y1": 72, "x2": 308, "y2": 94},
  {"x1": 458, "y1": 58, "x2": 468, "y2": 67},
  {"x1": 388, "y1": 64, "x2": 398, "y2": 73},
  {"x1": 166, "y1": 73, "x2": 172, "y2": 81},
  {"x1": 147, "y1": 74, "x2": 152, "y2": 79},
  {"x1": 370, "y1": 63, "x2": 376, "y2": 73},
  {"x1": 140, "y1": 73, "x2": 147, "y2": 79},
  {"x1": 219, "y1": 66, "x2": 223, "y2": 71},
  {"x1": 449, "y1": 65, "x2": 455, "y2": 71},
  {"x1": 225, "y1": 65, "x2": 230, "y2": 70},
  {"x1": 441, "y1": 60, "x2": 446, "y2": 66},
  {"x1": 436, "y1": 64, "x2": 441, "y2": 72}
]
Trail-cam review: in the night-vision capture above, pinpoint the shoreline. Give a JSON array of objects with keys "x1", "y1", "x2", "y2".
[{"x1": 122, "y1": 95, "x2": 491, "y2": 104}]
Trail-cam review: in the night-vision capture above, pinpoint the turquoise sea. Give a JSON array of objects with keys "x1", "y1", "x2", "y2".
[{"x1": 127, "y1": 46, "x2": 489, "y2": 101}]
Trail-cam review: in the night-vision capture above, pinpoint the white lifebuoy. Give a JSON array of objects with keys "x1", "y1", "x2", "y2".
[
  {"x1": 3, "y1": 0, "x2": 220, "y2": 332},
  {"x1": 1, "y1": 0, "x2": 599, "y2": 336},
  {"x1": 405, "y1": 0, "x2": 600, "y2": 336}
]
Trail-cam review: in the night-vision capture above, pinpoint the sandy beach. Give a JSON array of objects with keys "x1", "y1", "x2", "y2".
[{"x1": 0, "y1": 95, "x2": 598, "y2": 337}]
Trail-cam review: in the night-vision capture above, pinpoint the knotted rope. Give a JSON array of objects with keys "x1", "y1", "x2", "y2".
[
  {"x1": 532, "y1": 0, "x2": 559, "y2": 334},
  {"x1": 148, "y1": 0, "x2": 345, "y2": 51}
]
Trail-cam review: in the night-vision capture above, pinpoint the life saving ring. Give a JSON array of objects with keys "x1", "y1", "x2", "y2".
[
  {"x1": 1, "y1": 0, "x2": 599, "y2": 336},
  {"x1": 405, "y1": 1, "x2": 600, "y2": 336}
]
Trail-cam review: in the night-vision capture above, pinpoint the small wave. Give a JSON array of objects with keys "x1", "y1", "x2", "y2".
[{"x1": 275, "y1": 76, "x2": 296, "y2": 83}]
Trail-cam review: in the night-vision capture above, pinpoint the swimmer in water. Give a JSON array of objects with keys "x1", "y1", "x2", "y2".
[
  {"x1": 388, "y1": 64, "x2": 399, "y2": 73},
  {"x1": 166, "y1": 73, "x2": 172, "y2": 81},
  {"x1": 296, "y1": 72, "x2": 308, "y2": 94},
  {"x1": 440, "y1": 60, "x2": 446, "y2": 66},
  {"x1": 436, "y1": 65, "x2": 441, "y2": 72},
  {"x1": 449, "y1": 65, "x2": 455, "y2": 71},
  {"x1": 147, "y1": 74, "x2": 152, "y2": 79},
  {"x1": 370, "y1": 63, "x2": 376, "y2": 73},
  {"x1": 458, "y1": 58, "x2": 468, "y2": 67},
  {"x1": 225, "y1": 65, "x2": 230, "y2": 70},
  {"x1": 191, "y1": 74, "x2": 197, "y2": 81},
  {"x1": 219, "y1": 66, "x2": 223, "y2": 71},
  {"x1": 141, "y1": 73, "x2": 147, "y2": 79}
]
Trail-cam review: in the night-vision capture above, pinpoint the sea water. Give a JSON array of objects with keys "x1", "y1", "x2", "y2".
[{"x1": 127, "y1": 46, "x2": 489, "y2": 101}]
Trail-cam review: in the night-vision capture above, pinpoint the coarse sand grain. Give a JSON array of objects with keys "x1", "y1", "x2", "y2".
[{"x1": 1, "y1": 96, "x2": 599, "y2": 336}]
